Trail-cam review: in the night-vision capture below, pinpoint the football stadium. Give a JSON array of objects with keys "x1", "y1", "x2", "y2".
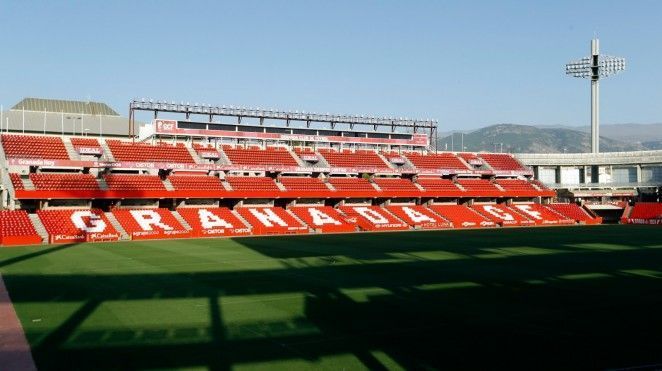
[
  {"x1": 1, "y1": 2, "x2": 662, "y2": 370},
  {"x1": 0, "y1": 97, "x2": 660, "y2": 370}
]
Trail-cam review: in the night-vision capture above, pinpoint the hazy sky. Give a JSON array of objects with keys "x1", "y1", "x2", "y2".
[{"x1": 1, "y1": 1, "x2": 660, "y2": 131}]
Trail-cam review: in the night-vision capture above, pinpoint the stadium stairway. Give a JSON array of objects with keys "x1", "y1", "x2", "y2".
[
  {"x1": 162, "y1": 178, "x2": 175, "y2": 191},
  {"x1": 99, "y1": 139, "x2": 115, "y2": 161},
  {"x1": 376, "y1": 152, "x2": 397, "y2": 170},
  {"x1": 172, "y1": 210, "x2": 193, "y2": 230},
  {"x1": 62, "y1": 137, "x2": 79, "y2": 160},
  {"x1": 286, "y1": 147, "x2": 306, "y2": 167},
  {"x1": 184, "y1": 145, "x2": 203, "y2": 164},
  {"x1": 28, "y1": 214, "x2": 49, "y2": 242},
  {"x1": 286, "y1": 208, "x2": 312, "y2": 232},
  {"x1": 105, "y1": 212, "x2": 130, "y2": 240},
  {"x1": 275, "y1": 181, "x2": 287, "y2": 192},
  {"x1": 231, "y1": 209, "x2": 252, "y2": 230},
  {"x1": 22, "y1": 176, "x2": 35, "y2": 191},
  {"x1": 97, "y1": 177, "x2": 109, "y2": 191}
]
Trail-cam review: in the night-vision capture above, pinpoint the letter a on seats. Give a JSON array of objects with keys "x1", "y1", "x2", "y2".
[
  {"x1": 198, "y1": 209, "x2": 233, "y2": 229},
  {"x1": 71, "y1": 210, "x2": 107, "y2": 233},
  {"x1": 130, "y1": 210, "x2": 173, "y2": 231},
  {"x1": 402, "y1": 207, "x2": 435, "y2": 223},
  {"x1": 354, "y1": 207, "x2": 389, "y2": 224},
  {"x1": 308, "y1": 208, "x2": 341, "y2": 226},
  {"x1": 248, "y1": 208, "x2": 288, "y2": 227}
]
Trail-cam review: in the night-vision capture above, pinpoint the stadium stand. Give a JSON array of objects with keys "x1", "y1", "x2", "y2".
[
  {"x1": 111, "y1": 208, "x2": 191, "y2": 239},
  {"x1": 404, "y1": 152, "x2": 469, "y2": 171},
  {"x1": 2, "y1": 134, "x2": 69, "y2": 159},
  {"x1": 168, "y1": 175, "x2": 224, "y2": 191},
  {"x1": 479, "y1": 153, "x2": 527, "y2": 171},
  {"x1": 235, "y1": 207, "x2": 308, "y2": 234},
  {"x1": 0, "y1": 210, "x2": 42, "y2": 245},
  {"x1": 70, "y1": 137, "x2": 103, "y2": 155},
  {"x1": 37, "y1": 209, "x2": 120, "y2": 243},
  {"x1": 192, "y1": 143, "x2": 221, "y2": 158},
  {"x1": 387, "y1": 205, "x2": 451, "y2": 229},
  {"x1": 339, "y1": 206, "x2": 409, "y2": 231},
  {"x1": 176, "y1": 207, "x2": 251, "y2": 236},
  {"x1": 417, "y1": 177, "x2": 462, "y2": 194},
  {"x1": 428, "y1": 204, "x2": 495, "y2": 228},
  {"x1": 226, "y1": 176, "x2": 280, "y2": 192},
  {"x1": 471, "y1": 204, "x2": 535, "y2": 226},
  {"x1": 289, "y1": 206, "x2": 356, "y2": 233},
  {"x1": 318, "y1": 149, "x2": 390, "y2": 169},
  {"x1": 223, "y1": 146, "x2": 299, "y2": 166},
  {"x1": 30, "y1": 173, "x2": 100, "y2": 190},
  {"x1": 622, "y1": 202, "x2": 662, "y2": 224},
  {"x1": 104, "y1": 174, "x2": 166, "y2": 191},
  {"x1": 546, "y1": 203, "x2": 602, "y2": 224},
  {"x1": 328, "y1": 177, "x2": 376, "y2": 192},
  {"x1": 510, "y1": 204, "x2": 575, "y2": 225},
  {"x1": 106, "y1": 140, "x2": 195, "y2": 163},
  {"x1": 373, "y1": 178, "x2": 420, "y2": 192},
  {"x1": 9, "y1": 173, "x2": 25, "y2": 190},
  {"x1": 6, "y1": 100, "x2": 649, "y2": 247},
  {"x1": 279, "y1": 177, "x2": 329, "y2": 191},
  {"x1": 456, "y1": 179, "x2": 502, "y2": 195}
]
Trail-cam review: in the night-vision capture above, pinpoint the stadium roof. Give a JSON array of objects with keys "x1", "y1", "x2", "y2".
[{"x1": 11, "y1": 97, "x2": 119, "y2": 116}]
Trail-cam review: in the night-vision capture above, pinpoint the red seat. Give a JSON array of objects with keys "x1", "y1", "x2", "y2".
[
  {"x1": 471, "y1": 204, "x2": 535, "y2": 226},
  {"x1": 30, "y1": 173, "x2": 100, "y2": 190},
  {"x1": 318, "y1": 149, "x2": 390, "y2": 170}
]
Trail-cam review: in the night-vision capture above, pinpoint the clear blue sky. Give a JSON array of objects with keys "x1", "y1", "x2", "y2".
[{"x1": 1, "y1": 1, "x2": 660, "y2": 131}]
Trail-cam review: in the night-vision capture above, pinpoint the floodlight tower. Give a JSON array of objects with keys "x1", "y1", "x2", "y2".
[{"x1": 565, "y1": 39, "x2": 626, "y2": 153}]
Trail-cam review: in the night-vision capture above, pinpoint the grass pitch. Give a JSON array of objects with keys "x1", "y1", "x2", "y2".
[{"x1": 1, "y1": 225, "x2": 661, "y2": 370}]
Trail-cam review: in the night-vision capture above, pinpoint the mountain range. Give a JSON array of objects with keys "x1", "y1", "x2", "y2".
[{"x1": 437, "y1": 123, "x2": 662, "y2": 153}]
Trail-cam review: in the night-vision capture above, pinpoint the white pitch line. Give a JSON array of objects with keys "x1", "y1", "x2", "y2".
[{"x1": 0, "y1": 273, "x2": 37, "y2": 371}]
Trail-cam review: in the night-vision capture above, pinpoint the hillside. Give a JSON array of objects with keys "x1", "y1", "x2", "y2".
[{"x1": 437, "y1": 124, "x2": 647, "y2": 153}]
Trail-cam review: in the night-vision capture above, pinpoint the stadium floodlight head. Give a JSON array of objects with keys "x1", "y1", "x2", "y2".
[{"x1": 565, "y1": 39, "x2": 626, "y2": 153}]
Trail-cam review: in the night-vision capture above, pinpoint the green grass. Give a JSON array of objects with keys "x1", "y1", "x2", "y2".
[{"x1": 1, "y1": 225, "x2": 662, "y2": 370}]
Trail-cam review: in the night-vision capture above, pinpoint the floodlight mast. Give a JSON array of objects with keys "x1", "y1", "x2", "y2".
[{"x1": 565, "y1": 39, "x2": 626, "y2": 153}]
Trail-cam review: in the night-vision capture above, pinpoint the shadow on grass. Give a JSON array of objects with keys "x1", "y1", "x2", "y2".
[{"x1": 1, "y1": 226, "x2": 661, "y2": 370}]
